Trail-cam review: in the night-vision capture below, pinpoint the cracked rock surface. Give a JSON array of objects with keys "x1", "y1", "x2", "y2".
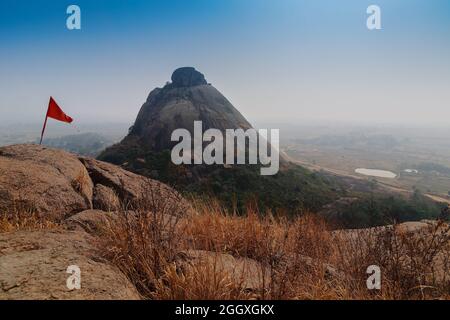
[
  {"x1": 0, "y1": 144, "x2": 93, "y2": 218},
  {"x1": 0, "y1": 144, "x2": 187, "y2": 218},
  {"x1": 0, "y1": 229, "x2": 140, "y2": 300}
]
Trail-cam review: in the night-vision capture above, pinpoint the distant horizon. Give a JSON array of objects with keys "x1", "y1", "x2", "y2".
[{"x1": 2, "y1": 116, "x2": 450, "y2": 134}]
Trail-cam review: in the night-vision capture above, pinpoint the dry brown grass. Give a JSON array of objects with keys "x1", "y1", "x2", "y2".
[
  {"x1": 97, "y1": 195, "x2": 450, "y2": 300},
  {"x1": 96, "y1": 185, "x2": 186, "y2": 298},
  {"x1": 334, "y1": 220, "x2": 450, "y2": 299},
  {"x1": 154, "y1": 261, "x2": 252, "y2": 300},
  {"x1": 0, "y1": 202, "x2": 59, "y2": 233},
  {"x1": 180, "y1": 199, "x2": 287, "y2": 260}
]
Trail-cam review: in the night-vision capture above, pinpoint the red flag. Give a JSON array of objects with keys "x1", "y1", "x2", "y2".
[
  {"x1": 46, "y1": 97, "x2": 73, "y2": 123},
  {"x1": 39, "y1": 97, "x2": 74, "y2": 144}
]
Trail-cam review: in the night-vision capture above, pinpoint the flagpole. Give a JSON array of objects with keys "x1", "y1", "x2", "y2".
[
  {"x1": 39, "y1": 116, "x2": 48, "y2": 145},
  {"x1": 39, "y1": 102, "x2": 50, "y2": 145}
]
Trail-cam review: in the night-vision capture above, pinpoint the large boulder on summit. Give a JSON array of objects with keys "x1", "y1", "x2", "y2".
[
  {"x1": 171, "y1": 66, "x2": 207, "y2": 87},
  {"x1": 0, "y1": 230, "x2": 140, "y2": 300},
  {"x1": 0, "y1": 144, "x2": 93, "y2": 218}
]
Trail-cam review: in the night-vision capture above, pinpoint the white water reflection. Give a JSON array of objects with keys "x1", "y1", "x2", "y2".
[{"x1": 355, "y1": 168, "x2": 397, "y2": 178}]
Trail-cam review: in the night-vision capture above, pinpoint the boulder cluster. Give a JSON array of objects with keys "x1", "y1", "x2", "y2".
[{"x1": 0, "y1": 144, "x2": 186, "y2": 299}]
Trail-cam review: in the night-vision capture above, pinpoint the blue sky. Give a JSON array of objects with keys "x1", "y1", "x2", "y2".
[{"x1": 1, "y1": 0, "x2": 449, "y2": 126}]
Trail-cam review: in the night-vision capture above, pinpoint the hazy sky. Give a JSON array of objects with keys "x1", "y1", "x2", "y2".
[{"x1": 1, "y1": 0, "x2": 450, "y2": 127}]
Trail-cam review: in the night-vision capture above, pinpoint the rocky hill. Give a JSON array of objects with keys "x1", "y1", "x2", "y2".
[
  {"x1": 130, "y1": 66, "x2": 253, "y2": 152},
  {"x1": 99, "y1": 67, "x2": 260, "y2": 160},
  {"x1": 98, "y1": 67, "x2": 340, "y2": 212}
]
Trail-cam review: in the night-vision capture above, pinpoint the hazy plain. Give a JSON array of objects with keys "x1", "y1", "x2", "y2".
[{"x1": 275, "y1": 121, "x2": 450, "y2": 199}]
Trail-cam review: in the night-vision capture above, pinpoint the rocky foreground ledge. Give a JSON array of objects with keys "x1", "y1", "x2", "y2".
[
  {"x1": 0, "y1": 144, "x2": 185, "y2": 218},
  {"x1": 0, "y1": 144, "x2": 187, "y2": 299}
]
